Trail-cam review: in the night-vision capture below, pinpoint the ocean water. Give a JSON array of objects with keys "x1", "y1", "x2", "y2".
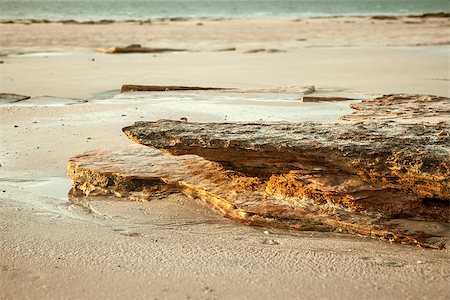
[{"x1": 0, "y1": 0, "x2": 448, "y2": 20}]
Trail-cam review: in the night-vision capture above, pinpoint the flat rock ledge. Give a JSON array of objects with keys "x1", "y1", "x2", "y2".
[
  {"x1": 0, "y1": 93, "x2": 31, "y2": 104},
  {"x1": 68, "y1": 94, "x2": 450, "y2": 248},
  {"x1": 97, "y1": 44, "x2": 187, "y2": 54}
]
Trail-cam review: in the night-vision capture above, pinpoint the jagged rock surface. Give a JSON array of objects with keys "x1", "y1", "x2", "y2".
[
  {"x1": 122, "y1": 94, "x2": 450, "y2": 202},
  {"x1": 67, "y1": 145, "x2": 449, "y2": 248}
]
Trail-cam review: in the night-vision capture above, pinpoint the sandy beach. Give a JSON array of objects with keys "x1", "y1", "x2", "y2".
[{"x1": 1, "y1": 16, "x2": 449, "y2": 299}]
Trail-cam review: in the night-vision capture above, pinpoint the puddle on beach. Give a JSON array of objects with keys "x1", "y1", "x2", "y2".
[
  {"x1": 15, "y1": 175, "x2": 233, "y2": 230},
  {"x1": 91, "y1": 90, "x2": 362, "y2": 122},
  {"x1": 2, "y1": 88, "x2": 363, "y2": 122},
  {"x1": 23, "y1": 177, "x2": 73, "y2": 200},
  {"x1": 94, "y1": 90, "x2": 361, "y2": 105}
]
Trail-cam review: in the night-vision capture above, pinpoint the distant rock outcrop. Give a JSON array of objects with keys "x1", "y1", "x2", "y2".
[
  {"x1": 121, "y1": 84, "x2": 226, "y2": 93},
  {"x1": 97, "y1": 44, "x2": 187, "y2": 54}
]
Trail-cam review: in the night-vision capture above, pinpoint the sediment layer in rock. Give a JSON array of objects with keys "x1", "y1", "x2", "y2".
[{"x1": 67, "y1": 145, "x2": 449, "y2": 248}]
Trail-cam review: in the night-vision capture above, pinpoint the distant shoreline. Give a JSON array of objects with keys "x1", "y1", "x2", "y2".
[
  {"x1": 0, "y1": 11, "x2": 448, "y2": 24},
  {"x1": 1, "y1": 14, "x2": 449, "y2": 56}
]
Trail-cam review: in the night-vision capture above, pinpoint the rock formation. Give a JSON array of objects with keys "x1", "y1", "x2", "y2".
[
  {"x1": 121, "y1": 85, "x2": 226, "y2": 93},
  {"x1": 97, "y1": 44, "x2": 187, "y2": 54},
  {"x1": 123, "y1": 94, "x2": 449, "y2": 201},
  {"x1": 243, "y1": 48, "x2": 285, "y2": 54},
  {"x1": 0, "y1": 93, "x2": 31, "y2": 104},
  {"x1": 301, "y1": 96, "x2": 354, "y2": 102},
  {"x1": 68, "y1": 94, "x2": 450, "y2": 248}
]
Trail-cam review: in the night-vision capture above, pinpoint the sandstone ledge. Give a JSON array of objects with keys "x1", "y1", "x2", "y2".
[
  {"x1": 68, "y1": 94, "x2": 450, "y2": 248},
  {"x1": 68, "y1": 145, "x2": 449, "y2": 249},
  {"x1": 123, "y1": 98, "x2": 449, "y2": 201}
]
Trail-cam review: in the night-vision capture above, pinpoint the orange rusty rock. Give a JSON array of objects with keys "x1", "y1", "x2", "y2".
[{"x1": 68, "y1": 145, "x2": 449, "y2": 249}]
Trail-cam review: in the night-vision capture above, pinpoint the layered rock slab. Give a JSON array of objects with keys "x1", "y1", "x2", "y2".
[
  {"x1": 118, "y1": 94, "x2": 449, "y2": 247},
  {"x1": 68, "y1": 145, "x2": 449, "y2": 249},
  {"x1": 121, "y1": 84, "x2": 226, "y2": 93},
  {"x1": 122, "y1": 95, "x2": 450, "y2": 202},
  {"x1": 68, "y1": 94, "x2": 449, "y2": 248},
  {"x1": 97, "y1": 44, "x2": 187, "y2": 54}
]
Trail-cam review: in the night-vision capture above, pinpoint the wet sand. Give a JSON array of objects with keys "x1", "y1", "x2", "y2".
[{"x1": 1, "y1": 16, "x2": 449, "y2": 299}]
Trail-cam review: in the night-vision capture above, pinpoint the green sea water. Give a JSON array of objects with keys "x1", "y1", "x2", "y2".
[{"x1": 0, "y1": 0, "x2": 448, "y2": 20}]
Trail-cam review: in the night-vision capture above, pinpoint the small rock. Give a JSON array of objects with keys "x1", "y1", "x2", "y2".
[
  {"x1": 180, "y1": 117, "x2": 188, "y2": 123},
  {"x1": 127, "y1": 44, "x2": 142, "y2": 48},
  {"x1": 244, "y1": 48, "x2": 266, "y2": 54},
  {"x1": 261, "y1": 239, "x2": 280, "y2": 245},
  {"x1": 302, "y1": 96, "x2": 355, "y2": 103},
  {"x1": 14, "y1": 125, "x2": 18, "y2": 128},
  {"x1": 371, "y1": 16, "x2": 399, "y2": 20},
  {"x1": 266, "y1": 49, "x2": 284, "y2": 53},
  {"x1": 263, "y1": 230, "x2": 270, "y2": 235},
  {"x1": 350, "y1": 104, "x2": 364, "y2": 111},
  {"x1": 302, "y1": 85, "x2": 315, "y2": 95},
  {"x1": 216, "y1": 47, "x2": 236, "y2": 52},
  {"x1": 437, "y1": 130, "x2": 448, "y2": 137}
]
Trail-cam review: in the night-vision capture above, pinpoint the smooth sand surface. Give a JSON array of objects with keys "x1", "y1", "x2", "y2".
[{"x1": 1, "y1": 17, "x2": 449, "y2": 299}]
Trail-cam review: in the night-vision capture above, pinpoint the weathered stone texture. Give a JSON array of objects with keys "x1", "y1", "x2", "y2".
[{"x1": 68, "y1": 94, "x2": 450, "y2": 248}]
